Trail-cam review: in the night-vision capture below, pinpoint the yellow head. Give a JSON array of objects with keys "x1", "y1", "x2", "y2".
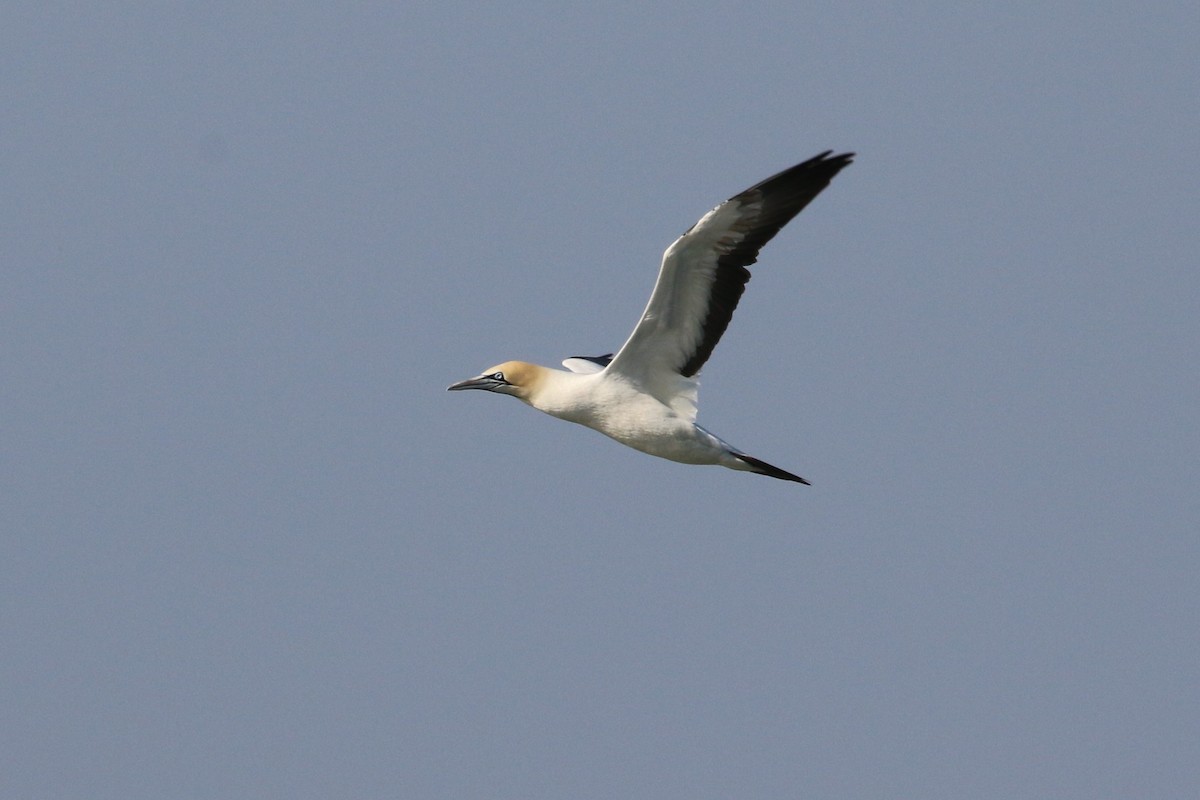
[{"x1": 446, "y1": 360, "x2": 548, "y2": 402}]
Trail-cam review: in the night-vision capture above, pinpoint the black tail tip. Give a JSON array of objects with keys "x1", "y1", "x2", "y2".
[{"x1": 735, "y1": 454, "x2": 810, "y2": 485}]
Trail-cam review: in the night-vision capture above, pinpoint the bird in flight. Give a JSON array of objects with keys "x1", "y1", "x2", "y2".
[{"x1": 449, "y1": 151, "x2": 853, "y2": 484}]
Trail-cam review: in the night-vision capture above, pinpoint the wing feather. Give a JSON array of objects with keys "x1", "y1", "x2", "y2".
[
  {"x1": 604, "y1": 151, "x2": 853, "y2": 415},
  {"x1": 562, "y1": 354, "x2": 613, "y2": 374}
]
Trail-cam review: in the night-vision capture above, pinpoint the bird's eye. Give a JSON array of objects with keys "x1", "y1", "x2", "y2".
[{"x1": 492, "y1": 372, "x2": 505, "y2": 381}]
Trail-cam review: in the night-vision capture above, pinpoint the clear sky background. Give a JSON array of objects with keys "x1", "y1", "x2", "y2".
[{"x1": 4, "y1": 3, "x2": 1198, "y2": 798}]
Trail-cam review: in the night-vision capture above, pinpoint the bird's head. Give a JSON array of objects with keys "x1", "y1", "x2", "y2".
[{"x1": 447, "y1": 360, "x2": 544, "y2": 402}]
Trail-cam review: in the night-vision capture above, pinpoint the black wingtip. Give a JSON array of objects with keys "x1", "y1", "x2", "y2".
[
  {"x1": 734, "y1": 454, "x2": 811, "y2": 485},
  {"x1": 566, "y1": 353, "x2": 614, "y2": 368},
  {"x1": 738, "y1": 150, "x2": 855, "y2": 200}
]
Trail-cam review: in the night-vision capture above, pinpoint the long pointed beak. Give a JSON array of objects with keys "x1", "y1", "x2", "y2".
[{"x1": 447, "y1": 376, "x2": 496, "y2": 391}]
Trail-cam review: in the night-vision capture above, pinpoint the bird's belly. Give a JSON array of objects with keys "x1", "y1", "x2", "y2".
[
  {"x1": 586, "y1": 413, "x2": 721, "y2": 466},
  {"x1": 538, "y1": 381, "x2": 724, "y2": 466}
]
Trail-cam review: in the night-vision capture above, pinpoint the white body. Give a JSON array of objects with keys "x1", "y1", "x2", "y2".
[
  {"x1": 527, "y1": 368, "x2": 742, "y2": 468},
  {"x1": 449, "y1": 151, "x2": 854, "y2": 484}
]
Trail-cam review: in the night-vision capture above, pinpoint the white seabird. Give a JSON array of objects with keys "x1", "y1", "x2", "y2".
[{"x1": 449, "y1": 151, "x2": 854, "y2": 484}]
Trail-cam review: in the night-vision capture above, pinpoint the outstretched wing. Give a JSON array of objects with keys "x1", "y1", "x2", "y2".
[
  {"x1": 604, "y1": 151, "x2": 853, "y2": 418},
  {"x1": 562, "y1": 353, "x2": 614, "y2": 374}
]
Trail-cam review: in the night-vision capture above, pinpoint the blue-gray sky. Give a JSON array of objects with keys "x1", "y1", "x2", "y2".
[{"x1": 4, "y1": 3, "x2": 1198, "y2": 798}]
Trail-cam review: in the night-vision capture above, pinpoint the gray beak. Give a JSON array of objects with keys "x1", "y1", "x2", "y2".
[{"x1": 447, "y1": 376, "x2": 499, "y2": 391}]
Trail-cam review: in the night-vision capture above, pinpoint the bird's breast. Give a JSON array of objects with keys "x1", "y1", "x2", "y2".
[{"x1": 528, "y1": 372, "x2": 721, "y2": 462}]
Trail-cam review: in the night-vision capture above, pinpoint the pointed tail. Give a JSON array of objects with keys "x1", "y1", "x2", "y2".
[{"x1": 734, "y1": 454, "x2": 811, "y2": 485}]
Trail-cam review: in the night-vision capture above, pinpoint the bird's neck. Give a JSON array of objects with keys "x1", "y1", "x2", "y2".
[{"x1": 523, "y1": 367, "x2": 597, "y2": 421}]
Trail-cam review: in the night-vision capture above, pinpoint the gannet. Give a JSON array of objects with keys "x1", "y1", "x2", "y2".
[{"x1": 449, "y1": 151, "x2": 853, "y2": 484}]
